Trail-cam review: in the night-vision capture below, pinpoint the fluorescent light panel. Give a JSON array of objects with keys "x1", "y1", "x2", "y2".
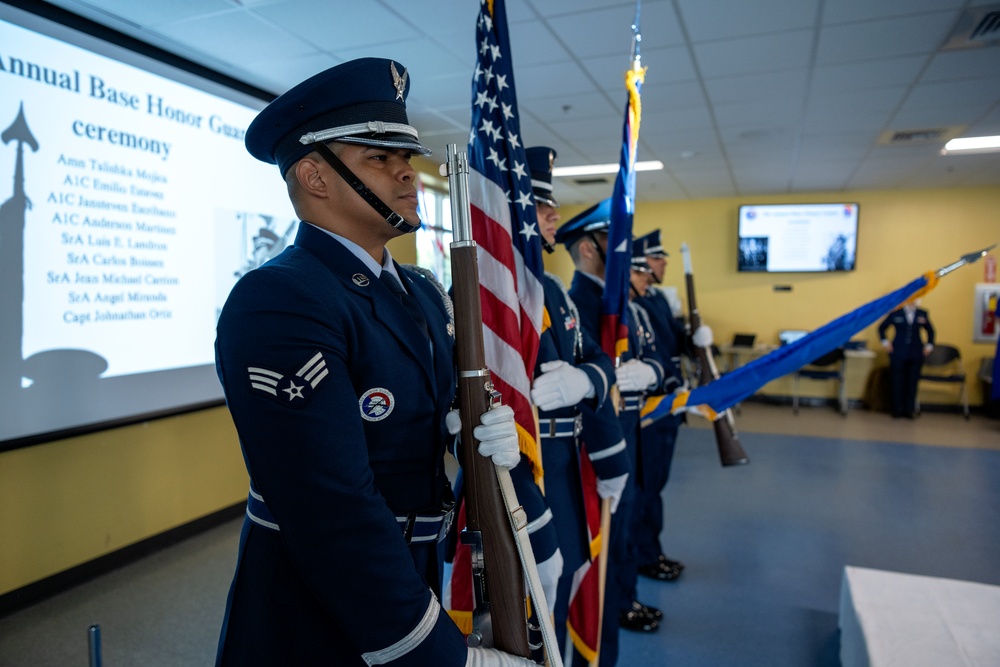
[
  {"x1": 941, "y1": 135, "x2": 1000, "y2": 155},
  {"x1": 553, "y1": 160, "x2": 664, "y2": 177}
]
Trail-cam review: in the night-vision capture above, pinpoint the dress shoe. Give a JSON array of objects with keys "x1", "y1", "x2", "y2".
[
  {"x1": 638, "y1": 560, "x2": 681, "y2": 581},
  {"x1": 619, "y1": 609, "x2": 659, "y2": 632},
  {"x1": 659, "y1": 554, "x2": 685, "y2": 572},
  {"x1": 631, "y1": 600, "x2": 662, "y2": 621}
]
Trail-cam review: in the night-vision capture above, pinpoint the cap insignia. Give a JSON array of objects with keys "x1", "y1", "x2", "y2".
[{"x1": 390, "y1": 62, "x2": 408, "y2": 101}]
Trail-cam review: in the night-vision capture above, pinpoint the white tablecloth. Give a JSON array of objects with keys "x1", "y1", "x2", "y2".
[{"x1": 840, "y1": 566, "x2": 1000, "y2": 667}]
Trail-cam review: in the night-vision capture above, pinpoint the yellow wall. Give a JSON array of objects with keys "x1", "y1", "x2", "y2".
[
  {"x1": 0, "y1": 407, "x2": 246, "y2": 597},
  {"x1": 544, "y1": 186, "x2": 999, "y2": 405},
  {"x1": 2, "y1": 184, "x2": 995, "y2": 599}
]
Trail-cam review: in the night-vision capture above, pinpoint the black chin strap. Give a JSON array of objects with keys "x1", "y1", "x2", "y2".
[
  {"x1": 542, "y1": 239, "x2": 555, "y2": 254},
  {"x1": 586, "y1": 231, "x2": 608, "y2": 267},
  {"x1": 309, "y1": 142, "x2": 420, "y2": 234}
]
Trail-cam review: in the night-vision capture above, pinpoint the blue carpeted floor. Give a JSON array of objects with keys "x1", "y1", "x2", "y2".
[{"x1": 618, "y1": 427, "x2": 1000, "y2": 666}]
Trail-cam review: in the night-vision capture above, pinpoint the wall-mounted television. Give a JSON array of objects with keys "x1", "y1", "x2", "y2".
[
  {"x1": 0, "y1": 1, "x2": 295, "y2": 451},
  {"x1": 737, "y1": 203, "x2": 858, "y2": 273}
]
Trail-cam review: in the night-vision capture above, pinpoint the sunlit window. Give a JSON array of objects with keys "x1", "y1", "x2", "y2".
[{"x1": 414, "y1": 181, "x2": 453, "y2": 290}]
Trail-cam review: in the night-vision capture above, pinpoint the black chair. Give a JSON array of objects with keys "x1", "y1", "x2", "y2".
[
  {"x1": 916, "y1": 344, "x2": 969, "y2": 418},
  {"x1": 793, "y1": 348, "x2": 847, "y2": 415}
]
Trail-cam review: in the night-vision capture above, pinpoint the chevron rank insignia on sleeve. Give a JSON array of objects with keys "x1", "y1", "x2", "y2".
[{"x1": 247, "y1": 351, "x2": 329, "y2": 407}]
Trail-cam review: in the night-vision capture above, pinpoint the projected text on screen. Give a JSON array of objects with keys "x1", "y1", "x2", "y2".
[{"x1": 0, "y1": 6, "x2": 295, "y2": 447}]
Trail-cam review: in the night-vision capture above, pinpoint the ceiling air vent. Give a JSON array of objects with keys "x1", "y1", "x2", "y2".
[
  {"x1": 877, "y1": 126, "x2": 965, "y2": 146},
  {"x1": 573, "y1": 177, "x2": 611, "y2": 185},
  {"x1": 941, "y1": 5, "x2": 1000, "y2": 50}
]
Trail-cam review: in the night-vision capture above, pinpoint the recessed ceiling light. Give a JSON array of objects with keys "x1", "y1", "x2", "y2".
[
  {"x1": 552, "y1": 160, "x2": 664, "y2": 177},
  {"x1": 941, "y1": 135, "x2": 1000, "y2": 155}
]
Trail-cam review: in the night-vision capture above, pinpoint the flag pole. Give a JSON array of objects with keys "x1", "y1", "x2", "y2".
[{"x1": 593, "y1": 5, "x2": 643, "y2": 665}]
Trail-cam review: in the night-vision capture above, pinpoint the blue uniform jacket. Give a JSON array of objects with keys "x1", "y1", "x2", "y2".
[
  {"x1": 215, "y1": 222, "x2": 466, "y2": 666},
  {"x1": 636, "y1": 287, "x2": 686, "y2": 395},
  {"x1": 878, "y1": 307, "x2": 935, "y2": 360},
  {"x1": 567, "y1": 272, "x2": 666, "y2": 384},
  {"x1": 539, "y1": 273, "x2": 614, "y2": 413},
  {"x1": 559, "y1": 272, "x2": 640, "y2": 480}
]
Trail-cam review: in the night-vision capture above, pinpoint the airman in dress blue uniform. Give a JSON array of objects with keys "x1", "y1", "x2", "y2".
[
  {"x1": 878, "y1": 300, "x2": 935, "y2": 418},
  {"x1": 554, "y1": 200, "x2": 669, "y2": 666},
  {"x1": 632, "y1": 230, "x2": 689, "y2": 582},
  {"x1": 216, "y1": 58, "x2": 533, "y2": 667},
  {"x1": 524, "y1": 148, "x2": 630, "y2": 659}
]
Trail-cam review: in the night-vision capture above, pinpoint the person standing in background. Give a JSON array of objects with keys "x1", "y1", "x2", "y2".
[{"x1": 878, "y1": 298, "x2": 935, "y2": 419}]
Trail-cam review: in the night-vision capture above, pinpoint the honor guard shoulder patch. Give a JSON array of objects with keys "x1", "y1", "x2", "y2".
[
  {"x1": 247, "y1": 351, "x2": 329, "y2": 407},
  {"x1": 359, "y1": 387, "x2": 395, "y2": 421}
]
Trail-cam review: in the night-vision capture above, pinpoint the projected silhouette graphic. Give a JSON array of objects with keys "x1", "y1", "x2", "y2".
[
  {"x1": 0, "y1": 103, "x2": 37, "y2": 405},
  {"x1": 1, "y1": 103, "x2": 108, "y2": 440}
]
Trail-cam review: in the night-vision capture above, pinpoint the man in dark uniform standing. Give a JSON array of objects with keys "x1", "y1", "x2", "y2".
[
  {"x1": 524, "y1": 147, "x2": 630, "y2": 659},
  {"x1": 555, "y1": 200, "x2": 670, "y2": 666},
  {"x1": 215, "y1": 58, "x2": 534, "y2": 667},
  {"x1": 878, "y1": 298, "x2": 935, "y2": 418},
  {"x1": 631, "y1": 229, "x2": 708, "y2": 582}
]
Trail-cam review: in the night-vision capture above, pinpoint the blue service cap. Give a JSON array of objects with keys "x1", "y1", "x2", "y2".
[
  {"x1": 525, "y1": 146, "x2": 558, "y2": 208},
  {"x1": 554, "y1": 197, "x2": 611, "y2": 246},
  {"x1": 245, "y1": 57, "x2": 431, "y2": 176},
  {"x1": 631, "y1": 236, "x2": 653, "y2": 272},
  {"x1": 635, "y1": 229, "x2": 669, "y2": 257}
]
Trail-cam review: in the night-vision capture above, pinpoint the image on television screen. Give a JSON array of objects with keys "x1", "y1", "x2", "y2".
[{"x1": 738, "y1": 236, "x2": 769, "y2": 272}]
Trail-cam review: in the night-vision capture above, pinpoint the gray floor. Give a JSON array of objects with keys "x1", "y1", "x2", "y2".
[
  {"x1": 1, "y1": 404, "x2": 998, "y2": 666},
  {"x1": 0, "y1": 520, "x2": 238, "y2": 667}
]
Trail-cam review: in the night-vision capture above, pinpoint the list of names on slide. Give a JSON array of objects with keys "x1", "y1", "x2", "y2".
[{"x1": 47, "y1": 154, "x2": 179, "y2": 327}]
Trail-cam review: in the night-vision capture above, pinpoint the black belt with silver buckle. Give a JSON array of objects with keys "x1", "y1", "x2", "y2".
[
  {"x1": 539, "y1": 414, "x2": 583, "y2": 439},
  {"x1": 396, "y1": 505, "x2": 456, "y2": 544},
  {"x1": 621, "y1": 394, "x2": 643, "y2": 412},
  {"x1": 248, "y1": 484, "x2": 455, "y2": 544}
]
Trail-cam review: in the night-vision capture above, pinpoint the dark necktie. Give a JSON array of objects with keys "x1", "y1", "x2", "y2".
[{"x1": 380, "y1": 270, "x2": 430, "y2": 339}]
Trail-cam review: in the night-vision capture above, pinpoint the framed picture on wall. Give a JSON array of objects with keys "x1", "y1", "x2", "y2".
[{"x1": 973, "y1": 283, "x2": 1000, "y2": 343}]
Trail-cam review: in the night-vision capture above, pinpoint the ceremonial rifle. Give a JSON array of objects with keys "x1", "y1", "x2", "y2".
[
  {"x1": 681, "y1": 242, "x2": 749, "y2": 467},
  {"x1": 441, "y1": 145, "x2": 562, "y2": 665}
]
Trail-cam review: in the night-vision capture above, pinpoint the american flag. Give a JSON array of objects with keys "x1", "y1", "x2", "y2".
[
  {"x1": 600, "y1": 13, "x2": 647, "y2": 361},
  {"x1": 444, "y1": 0, "x2": 545, "y2": 635},
  {"x1": 467, "y1": 0, "x2": 544, "y2": 468}
]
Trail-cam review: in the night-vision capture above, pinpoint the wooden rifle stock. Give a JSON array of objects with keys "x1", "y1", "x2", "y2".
[
  {"x1": 443, "y1": 146, "x2": 531, "y2": 657},
  {"x1": 680, "y1": 243, "x2": 749, "y2": 467}
]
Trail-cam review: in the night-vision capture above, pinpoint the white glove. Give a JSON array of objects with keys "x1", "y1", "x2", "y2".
[
  {"x1": 615, "y1": 359, "x2": 657, "y2": 392},
  {"x1": 445, "y1": 409, "x2": 462, "y2": 436},
  {"x1": 530, "y1": 360, "x2": 595, "y2": 411},
  {"x1": 466, "y1": 647, "x2": 539, "y2": 667},
  {"x1": 474, "y1": 405, "x2": 520, "y2": 469},
  {"x1": 692, "y1": 324, "x2": 713, "y2": 348},
  {"x1": 596, "y1": 471, "x2": 628, "y2": 514},
  {"x1": 535, "y1": 548, "x2": 563, "y2": 617}
]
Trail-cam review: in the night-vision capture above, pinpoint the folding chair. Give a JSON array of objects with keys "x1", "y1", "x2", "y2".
[
  {"x1": 916, "y1": 344, "x2": 969, "y2": 418},
  {"x1": 793, "y1": 348, "x2": 847, "y2": 415}
]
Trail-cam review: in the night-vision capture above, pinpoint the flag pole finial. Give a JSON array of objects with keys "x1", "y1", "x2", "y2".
[
  {"x1": 630, "y1": 0, "x2": 642, "y2": 71},
  {"x1": 936, "y1": 242, "x2": 998, "y2": 277}
]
